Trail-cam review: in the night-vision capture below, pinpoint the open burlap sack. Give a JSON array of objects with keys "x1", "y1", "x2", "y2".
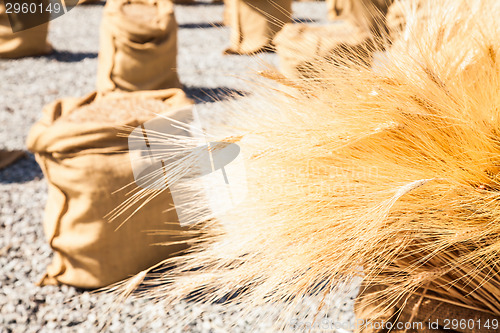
[
  {"x1": 27, "y1": 89, "x2": 195, "y2": 289},
  {"x1": 355, "y1": 284, "x2": 500, "y2": 333},
  {"x1": 96, "y1": 0, "x2": 181, "y2": 93},
  {"x1": 326, "y1": 0, "x2": 393, "y2": 38},
  {"x1": 0, "y1": 1, "x2": 52, "y2": 58},
  {"x1": 224, "y1": 0, "x2": 292, "y2": 55},
  {"x1": 273, "y1": 22, "x2": 373, "y2": 79}
]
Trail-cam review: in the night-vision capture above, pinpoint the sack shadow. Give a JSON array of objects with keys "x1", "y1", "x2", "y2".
[
  {"x1": 293, "y1": 17, "x2": 318, "y2": 24},
  {"x1": 121, "y1": 264, "x2": 247, "y2": 304},
  {"x1": 178, "y1": 22, "x2": 224, "y2": 29},
  {"x1": 73, "y1": 1, "x2": 106, "y2": 7},
  {"x1": 175, "y1": 2, "x2": 224, "y2": 7},
  {"x1": 46, "y1": 50, "x2": 98, "y2": 63},
  {"x1": 184, "y1": 86, "x2": 247, "y2": 103},
  {"x1": 0, "y1": 153, "x2": 43, "y2": 184}
]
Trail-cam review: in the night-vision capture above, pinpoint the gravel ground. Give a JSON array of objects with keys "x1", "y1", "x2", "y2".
[{"x1": 0, "y1": 2, "x2": 360, "y2": 332}]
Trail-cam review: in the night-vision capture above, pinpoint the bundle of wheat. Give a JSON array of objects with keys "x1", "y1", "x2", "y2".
[{"x1": 112, "y1": 0, "x2": 500, "y2": 329}]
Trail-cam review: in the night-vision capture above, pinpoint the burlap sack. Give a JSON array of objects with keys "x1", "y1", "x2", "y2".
[
  {"x1": 386, "y1": 0, "x2": 426, "y2": 42},
  {"x1": 96, "y1": 0, "x2": 181, "y2": 93},
  {"x1": 224, "y1": 0, "x2": 292, "y2": 55},
  {"x1": 223, "y1": 0, "x2": 232, "y2": 26},
  {"x1": 173, "y1": 0, "x2": 223, "y2": 3},
  {"x1": 63, "y1": 0, "x2": 103, "y2": 5},
  {"x1": 27, "y1": 89, "x2": 195, "y2": 289},
  {"x1": 0, "y1": 1, "x2": 52, "y2": 58},
  {"x1": 326, "y1": 0, "x2": 393, "y2": 38},
  {"x1": 0, "y1": 150, "x2": 25, "y2": 170},
  {"x1": 78, "y1": 0, "x2": 103, "y2": 3},
  {"x1": 326, "y1": 0, "x2": 348, "y2": 20},
  {"x1": 273, "y1": 22, "x2": 373, "y2": 79},
  {"x1": 355, "y1": 284, "x2": 500, "y2": 333}
]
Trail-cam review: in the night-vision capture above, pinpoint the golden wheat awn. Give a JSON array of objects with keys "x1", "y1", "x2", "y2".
[{"x1": 111, "y1": 0, "x2": 500, "y2": 327}]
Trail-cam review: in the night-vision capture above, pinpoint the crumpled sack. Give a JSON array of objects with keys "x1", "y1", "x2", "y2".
[
  {"x1": 326, "y1": 0, "x2": 393, "y2": 38},
  {"x1": 0, "y1": 1, "x2": 52, "y2": 58},
  {"x1": 225, "y1": 0, "x2": 292, "y2": 55},
  {"x1": 273, "y1": 21, "x2": 373, "y2": 78},
  {"x1": 96, "y1": 0, "x2": 181, "y2": 93}
]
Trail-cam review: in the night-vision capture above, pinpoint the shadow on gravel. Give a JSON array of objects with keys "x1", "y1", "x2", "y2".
[
  {"x1": 293, "y1": 17, "x2": 319, "y2": 24},
  {"x1": 125, "y1": 264, "x2": 246, "y2": 305},
  {"x1": 0, "y1": 153, "x2": 43, "y2": 184},
  {"x1": 184, "y1": 86, "x2": 247, "y2": 103},
  {"x1": 47, "y1": 50, "x2": 98, "y2": 63},
  {"x1": 175, "y1": 2, "x2": 223, "y2": 6},
  {"x1": 178, "y1": 22, "x2": 224, "y2": 29},
  {"x1": 81, "y1": 1, "x2": 106, "y2": 6}
]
